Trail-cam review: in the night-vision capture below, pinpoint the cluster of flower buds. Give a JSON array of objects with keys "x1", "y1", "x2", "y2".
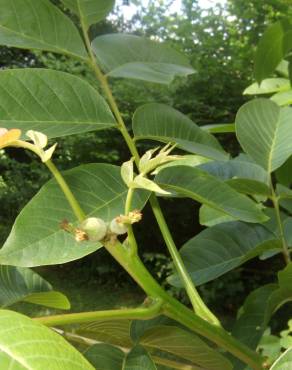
[
  {"x1": 120, "y1": 143, "x2": 181, "y2": 196},
  {"x1": 0, "y1": 128, "x2": 57, "y2": 163},
  {"x1": 61, "y1": 210, "x2": 142, "y2": 243}
]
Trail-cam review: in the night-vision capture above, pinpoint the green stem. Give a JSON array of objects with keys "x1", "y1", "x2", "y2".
[
  {"x1": 45, "y1": 160, "x2": 86, "y2": 223},
  {"x1": 34, "y1": 299, "x2": 162, "y2": 327},
  {"x1": 125, "y1": 188, "x2": 138, "y2": 255},
  {"x1": 12, "y1": 141, "x2": 86, "y2": 223},
  {"x1": 104, "y1": 240, "x2": 264, "y2": 370},
  {"x1": 270, "y1": 177, "x2": 290, "y2": 265},
  {"x1": 84, "y1": 42, "x2": 216, "y2": 324},
  {"x1": 149, "y1": 194, "x2": 220, "y2": 326}
]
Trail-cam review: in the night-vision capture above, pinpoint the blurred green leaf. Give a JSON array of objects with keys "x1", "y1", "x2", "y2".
[
  {"x1": 244, "y1": 78, "x2": 290, "y2": 95},
  {"x1": 84, "y1": 343, "x2": 124, "y2": 370},
  {"x1": 61, "y1": 0, "x2": 115, "y2": 29},
  {"x1": 254, "y1": 21, "x2": 292, "y2": 83},
  {"x1": 92, "y1": 34, "x2": 195, "y2": 84},
  {"x1": 270, "y1": 348, "x2": 292, "y2": 369}
]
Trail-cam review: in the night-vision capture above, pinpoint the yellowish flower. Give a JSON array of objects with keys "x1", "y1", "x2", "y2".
[{"x1": 0, "y1": 128, "x2": 21, "y2": 149}]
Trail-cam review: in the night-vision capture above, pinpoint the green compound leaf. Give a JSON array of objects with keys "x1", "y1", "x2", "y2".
[
  {"x1": 254, "y1": 20, "x2": 292, "y2": 83},
  {"x1": 139, "y1": 325, "x2": 232, "y2": 370},
  {"x1": 155, "y1": 166, "x2": 268, "y2": 223},
  {"x1": 0, "y1": 265, "x2": 70, "y2": 309},
  {"x1": 0, "y1": 0, "x2": 87, "y2": 60},
  {"x1": 235, "y1": 99, "x2": 292, "y2": 173},
  {"x1": 0, "y1": 310, "x2": 94, "y2": 369},
  {"x1": 62, "y1": 0, "x2": 115, "y2": 29},
  {"x1": 168, "y1": 222, "x2": 278, "y2": 287},
  {"x1": 133, "y1": 103, "x2": 227, "y2": 160},
  {"x1": 0, "y1": 164, "x2": 148, "y2": 267},
  {"x1": 92, "y1": 34, "x2": 195, "y2": 84},
  {"x1": 0, "y1": 69, "x2": 116, "y2": 139}
]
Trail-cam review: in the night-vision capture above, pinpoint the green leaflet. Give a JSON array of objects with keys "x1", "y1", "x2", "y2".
[
  {"x1": 254, "y1": 20, "x2": 292, "y2": 83},
  {"x1": 84, "y1": 344, "x2": 125, "y2": 370},
  {"x1": 0, "y1": 69, "x2": 116, "y2": 139},
  {"x1": 0, "y1": 265, "x2": 70, "y2": 309},
  {"x1": 199, "y1": 157, "x2": 270, "y2": 196},
  {"x1": 0, "y1": 0, "x2": 87, "y2": 59},
  {"x1": 236, "y1": 99, "x2": 292, "y2": 173},
  {"x1": 155, "y1": 166, "x2": 267, "y2": 223},
  {"x1": 168, "y1": 222, "x2": 279, "y2": 287},
  {"x1": 133, "y1": 103, "x2": 227, "y2": 160},
  {"x1": 92, "y1": 34, "x2": 195, "y2": 84},
  {"x1": 124, "y1": 345, "x2": 157, "y2": 370},
  {"x1": 140, "y1": 325, "x2": 232, "y2": 370},
  {"x1": 244, "y1": 78, "x2": 290, "y2": 95}
]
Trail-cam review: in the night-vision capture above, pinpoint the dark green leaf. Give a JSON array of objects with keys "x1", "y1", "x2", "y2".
[
  {"x1": 0, "y1": 164, "x2": 148, "y2": 267},
  {"x1": 124, "y1": 345, "x2": 157, "y2": 370},
  {"x1": 255, "y1": 21, "x2": 292, "y2": 83},
  {"x1": 199, "y1": 205, "x2": 236, "y2": 226},
  {"x1": 92, "y1": 34, "x2": 195, "y2": 84},
  {"x1": 84, "y1": 343, "x2": 124, "y2": 370},
  {"x1": 155, "y1": 166, "x2": 267, "y2": 223},
  {"x1": 140, "y1": 325, "x2": 232, "y2": 370},
  {"x1": 168, "y1": 222, "x2": 278, "y2": 287},
  {"x1": 199, "y1": 158, "x2": 270, "y2": 196},
  {"x1": 133, "y1": 104, "x2": 227, "y2": 160},
  {"x1": 0, "y1": 0, "x2": 87, "y2": 59},
  {"x1": 276, "y1": 156, "x2": 292, "y2": 187},
  {"x1": 0, "y1": 265, "x2": 70, "y2": 309},
  {"x1": 0, "y1": 69, "x2": 116, "y2": 139},
  {"x1": 77, "y1": 319, "x2": 133, "y2": 348}
]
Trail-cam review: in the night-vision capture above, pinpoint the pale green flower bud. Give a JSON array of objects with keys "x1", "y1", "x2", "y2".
[
  {"x1": 109, "y1": 218, "x2": 128, "y2": 235},
  {"x1": 81, "y1": 217, "x2": 107, "y2": 241}
]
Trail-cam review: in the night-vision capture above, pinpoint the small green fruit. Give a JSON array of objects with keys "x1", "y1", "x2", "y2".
[
  {"x1": 81, "y1": 217, "x2": 107, "y2": 241},
  {"x1": 109, "y1": 219, "x2": 128, "y2": 235}
]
